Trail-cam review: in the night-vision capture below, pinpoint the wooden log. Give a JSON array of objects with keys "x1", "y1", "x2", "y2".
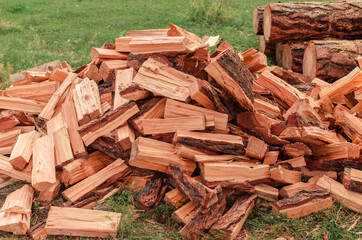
[
  {"x1": 113, "y1": 68, "x2": 137, "y2": 109},
  {"x1": 32, "y1": 135, "x2": 57, "y2": 191},
  {"x1": 253, "y1": 98, "x2": 281, "y2": 119},
  {"x1": 313, "y1": 142, "x2": 360, "y2": 162},
  {"x1": 168, "y1": 23, "x2": 207, "y2": 52},
  {"x1": 136, "y1": 172, "x2": 169, "y2": 210},
  {"x1": 99, "y1": 60, "x2": 128, "y2": 82},
  {"x1": 282, "y1": 42, "x2": 308, "y2": 73},
  {"x1": 132, "y1": 59, "x2": 197, "y2": 102},
  {"x1": 317, "y1": 175, "x2": 362, "y2": 213},
  {"x1": 253, "y1": 6, "x2": 264, "y2": 35},
  {"x1": 89, "y1": 135, "x2": 125, "y2": 160},
  {"x1": 78, "y1": 101, "x2": 139, "y2": 146},
  {"x1": 164, "y1": 188, "x2": 188, "y2": 208},
  {"x1": 254, "y1": 183, "x2": 279, "y2": 202},
  {"x1": 9, "y1": 130, "x2": 41, "y2": 170},
  {"x1": 280, "y1": 175, "x2": 321, "y2": 198},
  {"x1": 263, "y1": 2, "x2": 362, "y2": 43},
  {"x1": 142, "y1": 116, "x2": 205, "y2": 135},
  {"x1": 0, "y1": 155, "x2": 31, "y2": 182},
  {"x1": 115, "y1": 37, "x2": 132, "y2": 52},
  {"x1": 194, "y1": 155, "x2": 247, "y2": 163},
  {"x1": 172, "y1": 201, "x2": 201, "y2": 224},
  {"x1": 39, "y1": 72, "x2": 77, "y2": 120},
  {"x1": 303, "y1": 40, "x2": 362, "y2": 82},
  {"x1": 211, "y1": 194, "x2": 257, "y2": 238},
  {"x1": 126, "y1": 28, "x2": 169, "y2": 38},
  {"x1": 5, "y1": 80, "x2": 58, "y2": 102},
  {"x1": 205, "y1": 47, "x2": 255, "y2": 111},
  {"x1": 129, "y1": 137, "x2": 196, "y2": 174},
  {"x1": 173, "y1": 130, "x2": 244, "y2": 155},
  {"x1": 0, "y1": 110, "x2": 19, "y2": 132},
  {"x1": 343, "y1": 168, "x2": 362, "y2": 193},
  {"x1": 38, "y1": 172, "x2": 61, "y2": 201},
  {"x1": 22, "y1": 71, "x2": 48, "y2": 83},
  {"x1": 279, "y1": 156, "x2": 306, "y2": 169},
  {"x1": 0, "y1": 129, "x2": 20, "y2": 149},
  {"x1": 300, "y1": 167, "x2": 337, "y2": 180},
  {"x1": 245, "y1": 136, "x2": 268, "y2": 160},
  {"x1": 0, "y1": 96, "x2": 46, "y2": 114},
  {"x1": 263, "y1": 151, "x2": 279, "y2": 165},
  {"x1": 164, "y1": 99, "x2": 228, "y2": 131},
  {"x1": 50, "y1": 68, "x2": 68, "y2": 82},
  {"x1": 44, "y1": 206, "x2": 122, "y2": 238},
  {"x1": 90, "y1": 47, "x2": 128, "y2": 59},
  {"x1": 270, "y1": 66, "x2": 312, "y2": 85},
  {"x1": 62, "y1": 159, "x2": 131, "y2": 203},
  {"x1": 272, "y1": 189, "x2": 332, "y2": 218},
  {"x1": 275, "y1": 42, "x2": 284, "y2": 66},
  {"x1": 334, "y1": 104, "x2": 362, "y2": 141},
  {"x1": 114, "y1": 123, "x2": 135, "y2": 151},
  {"x1": 270, "y1": 166, "x2": 301, "y2": 184},
  {"x1": 243, "y1": 52, "x2": 268, "y2": 74},
  {"x1": 61, "y1": 101, "x2": 87, "y2": 158},
  {"x1": 258, "y1": 35, "x2": 275, "y2": 56},
  {"x1": 0, "y1": 185, "x2": 33, "y2": 235},
  {"x1": 129, "y1": 36, "x2": 187, "y2": 54},
  {"x1": 200, "y1": 162, "x2": 270, "y2": 189},
  {"x1": 281, "y1": 142, "x2": 312, "y2": 158},
  {"x1": 123, "y1": 175, "x2": 151, "y2": 190}
]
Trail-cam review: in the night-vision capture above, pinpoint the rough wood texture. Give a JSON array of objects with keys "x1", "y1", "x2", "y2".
[
  {"x1": 343, "y1": 168, "x2": 362, "y2": 193},
  {"x1": 280, "y1": 175, "x2": 321, "y2": 198},
  {"x1": 0, "y1": 155, "x2": 31, "y2": 182},
  {"x1": 258, "y1": 35, "x2": 275, "y2": 56},
  {"x1": 137, "y1": 172, "x2": 169, "y2": 209},
  {"x1": 205, "y1": 47, "x2": 255, "y2": 111},
  {"x1": 164, "y1": 188, "x2": 188, "y2": 208},
  {"x1": 245, "y1": 136, "x2": 268, "y2": 160},
  {"x1": 253, "y1": 6, "x2": 264, "y2": 35},
  {"x1": 263, "y1": 2, "x2": 362, "y2": 43},
  {"x1": 282, "y1": 41, "x2": 308, "y2": 73},
  {"x1": 114, "y1": 123, "x2": 135, "y2": 151},
  {"x1": 270, "y1": 166, "x2": 301, "y2": 184},
  {"x1": 113, "y1": 68, "x2": 137, "y2": 109},
  {"x1": 254, "y1": 183, "x2": 279, "y2": 202},
  {"x1": 303, "y1": 40, "x2": 362, "y2": 82},
  {"x1": 99, "y1": 60, "x2": 128, "y2": 82},
  {"x1": 142, "y1": 116, "x2": 205, "y2": 135},
  {"x1": 5, "y1": 80, "x2": 58, "y2": 102},
  {"x1": 270, "y1": 66, "x2": 312, "y2": 85},
  {"x1": 129, "y1": 36, "x2": 187, "y2": 54},
  {"x1": 44, "y1": 206, "x2": 122, "y2": 238},
  {"x1": 317, "y1": 175, "x2": 362, "y2": 213},
  {"x1": 0, "y1": 96, "x2": 46, "y2": 114},
  {"x1": 273, "y1": 189, "x2": 332, "y2": 218},
  {"x1": 334, "y1": 104, "x2": 362, "y2": 142}
]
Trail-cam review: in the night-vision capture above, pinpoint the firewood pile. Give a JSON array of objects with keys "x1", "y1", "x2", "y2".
[
  {"x1": 0, "y1": 4, "x2": 361, "y2": 238},
  {"x1": 254, "y1": 1, "x2": 362, "y2": 82}
]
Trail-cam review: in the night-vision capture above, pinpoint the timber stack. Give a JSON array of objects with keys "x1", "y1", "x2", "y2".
[
  {"x1": 0, "y1": 15, "x2": 361, "y2": 240},
  {"x1": 253, "y1": 1, "x2": 362, "y2": 82}
]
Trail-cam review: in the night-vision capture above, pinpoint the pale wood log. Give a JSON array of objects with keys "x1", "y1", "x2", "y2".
[
  {"x1": 90, "y1": 47, "x2": 128, "y2": 59},
  {"x1": 334, "y1": 104, "x2": 362, "y2": 141},
  {"x1": 343, "y1": 168, "x2": 362, "y2": 193},
  {"x1": 99, "y1": 60, "x2": 128, "y2": 82},
  {"x1": 270, "y1": 166, "x2": 301, "y2": 184},
  {"x1": 0, "y1": 96, "x2": 46, "y2": 114},
  {"x1": 50, "y1": 68, "x2": 68, "y2": 82},
  {"x1": 245, "y1": 136, "x2": 268, "y2": 160},
  {"x1": 172, "y1": 201, "x2": 201, "y2": 224},
  {"x1": 280, "y1": 175, "x2": 321, "y2": 198},
  {"x1": 5, "y1": 80, "x2": 58, "y2": 102},
  {"x1": 164, "y1": 188, "x2": 188, "y2": 208},
  {"x1": 168, "y1": 23, "x2": 207, "y2": 52},
  {"x1": 279, "y1": 156, "x2": 306, "y2": 169},
  {"x1": 254, "y1": 184, "x2": 279, "y2": 202},
  {"x1": 253, "y1": 98, "x2": 281, "y2": 119},
  {"x1": 114, "y1": 123, "x2": 135, "y2": 151},
  {"x1": 113, "y1": 68, "x2": 136, "y2": 109},
  {"x1": 0, "y1": 129, "x2": 21, "y2": 148},
  {"x1": 126, "y1": 28, "x2": 169, "y2": 37},
  {"x1": 129, "y1": 36, "x2": 187, "y2": 54},
  {"x1": 0, "y1": 155, "x2": 31, "y2": 182},
  {"x1": 143, "y1": 116, "x2": 205, "y2": 135},
  {"x1": 0, "y1": 110, "x2": 19, "y2": 132}
]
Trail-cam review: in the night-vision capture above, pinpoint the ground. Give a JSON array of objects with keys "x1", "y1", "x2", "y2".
[{"x1": 0, "y1": 0, "x2": 361, "y2": 239}]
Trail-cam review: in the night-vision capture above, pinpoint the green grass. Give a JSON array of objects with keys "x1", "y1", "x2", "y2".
[{"x1": 1, "y1": 0, "x2": 361, "y2": 239}]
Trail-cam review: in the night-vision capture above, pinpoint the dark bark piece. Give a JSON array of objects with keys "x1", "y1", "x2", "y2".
[
  {"x1": 180, "y1": 185, "x2": 226, "y2": 240},
  {"x1": 303, "y1": 40, "x2": 362, "y2": 82},
  {"x1": 270, "y1": 66, "x2": 311, "y2": 85},
  {"x1": 259, "y1": 35, "x2": 275, "y2": 56},
  {"x1": 88, "y1": 135, "x2": 125, "y2": 160},
  {"x1": 264, "y1": 2, "x2": 362, "y2": 43},
  {"x1": 136, "y1": 172, "x2": 169, "y2": 210},
  {"x1": 343, "y1": 168, "x2": 362, "y2": 193},
  {"x1": 253, "y1": 6, "x2": 264, "y2": 35},
  {"x1": 282, "y1": 42, "x2": 308, "y2": 73},
  {"x1": 167, "y1": 164, "x2": 217, "y2": 208}
]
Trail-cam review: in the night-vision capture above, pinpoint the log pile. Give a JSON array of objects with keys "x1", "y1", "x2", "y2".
[
  {"x1": 0, "y1": 20, "x2": 362, "y2": 239},
  {"x1": 253, "y1": 1, "x2": 362, "y2": 82}
]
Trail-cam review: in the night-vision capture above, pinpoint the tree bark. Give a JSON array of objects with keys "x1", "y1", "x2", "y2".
[
  {"x1": 253, "y1": 6, "x2": 264, "y2": 35},
  {"x1": 282, "y1": 42, "x2": 308, "y2": 73}
]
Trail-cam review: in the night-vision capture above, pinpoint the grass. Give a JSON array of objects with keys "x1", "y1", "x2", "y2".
[{"x1": 1, "y1": 0, "x2": 361, "y2": 239}]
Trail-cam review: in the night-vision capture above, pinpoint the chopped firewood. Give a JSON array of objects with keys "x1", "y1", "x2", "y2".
[
  {"x1": 0, "y1": 110, "x2": 19, "y2": 132},
  {"x1": 176, "y1": 145, "x2": 207, "y2": 160},
  {"x1": 132, "y1": 58, "x2": 197, "y2": 102},
  {"x1": 39, "y1": 72, "x2": 77, "y2": 120},
  {"x1": 205, "y1": 47, "x2": 255, "y2": 111},
  {"x1": 173, "y1": 130, "x2": 244, "y2": 155},
  {"x1": 253, "y1": 6, "x2": 264, "y2": 35},
  {"x1": 200, "y1": 162, "x2": 270, "y2": 189},
  {"x1": 258, "y1": 35, "x2": 275, "y2": 56},
  {"x1": 172, "y1": 201, "x2": 201, "y2": 224},
  {"x1": 300, "y1": 167, "x2": 337, "y2": 180},
  {"x1": 253, "y1": 98, "x2": 281, "y2": 119},
  {"x1": 114, "y1": 123, "x2": 135, "y2": 151},
  {"x1": 143, "y1": 116, "x2": 205, "y2": 135},
  {"x1": 281, "y1": 142, "x2": 312, "y2": 158},
  {"x1": 282, "y1": 41, "x2": 308, "y2": 73},
  {"x1": 270, "y1": 166, "x2": 301, "y2": 184},
  {"x1": 168, "y1": 23, "x2": 207, "y2": 52},
  {"x1": 9, "y1": 130, "x2": 41, "y2": 170},
  {"x1": 129, "y1": 137, "x2": 196, "y2": 174},
  {"x1": 165, "y1": 188, "x2": 188, "y2": 208},
  {"x1": 0, "y1": 128, "x2": 20, "y2": 149},
  {"x1": 194, "y1": 155, "x2": 245, "y2": 163},
  {"x1": 29, "y1": 223, "x2": 47, "y2": 240},
  {"x1": 62, "y1": 159, "x2": 131, "y2": 203},
  {"x1": 279, "y1": 156, "x2": 306, "y2": 169},
  {"x1": 22, "y1": 71, "x2": 48, "y2": 83},
  {"x1": 164, "y1": 99, "x2": 228, "y2": 131},
  {"x1": 270, "y1": 66, "x2": 312, "y2": 85},
  {"x1": 5, "y1": 80, "x2": 58, "y2": 102},
  {"x1": 245, "y1": 136, "x2": 268, "y2": 160},
  {"x1": 272, "y1": 189, "x2": 332, "y2": 218},
  {"x1": 79, "y1": 101, "x2": 139, "y2": 146},
  {"x1": 61, "y1": 151, "x2": 113, "y2": 186},
  {"x1": 313, "y1": 142, "x2": 360, "y2": 162},
  {"x1": 180, "y1": 186, "x2": 226, "y2": 240},
  {"x1": 283, "y1": 98, "x2": 322, "y2": 127},
  {"x1": 137, "y1": 172, "x2": 169, "y2": 210},
  {"x1": 244, "y1": 52, "x2": 268, "y2": 73},
  {"x1": 317, "y1": 175, "x2": 362, "y2": 213},
  {"x1": 123, "y1": 175, "x2": 151, "y2": 190},
  {"x1": 126, "y1": 28, "x2": 169, "y2": 38},
  {"x1": 73, "y1": 77, "x2": 103, "y2": 124},
  {"x1": 89, "y1": 134, "x2": 126, "y2": 159},
  {"x1": 0, "y1": 155, "x2": 31, "y2": 182},
  {"x1": 99, "y1": 60, "x2": 128, "y2": 82},
  {"x1": 275, "y1": 43, "x2": 284, "y2": 66},
  {"x1": 211, "y1": 194, "x2": 257, "y2": 238},
  {"x1": 263, "y1": 151, "x2": 279, "y2": 164},
  {"x1": 334, "y1": 104, "x2": 362, "y2": 141},
  {"x1": 0, "y1": 96, "x2": 46, "y2": 114},
  {"x1": 113, "y1": 68, "x2": 137, "y2": 109},
  {"x1": 0, "y1": 185, "x2": 34, "y2": 235},
  {"x1": 343, "y1": 168, "x2": 362, "y2": 193},
  {"x1": 38, "y1": 172, "x2": 61, "y2": 202},
  {"x1": 115, "y1": 37, "x2": 132, "y2": 52},
  {"x1": 50, "y1": 68, "x2": 68, "y2": 82},
  {"x1": 61, "y1": 101, "x2": 87, "y2": 158},
  {"x1": 255, "y1": 183, "x2": 279, "y2": 202},
  {"x1": 119, "y1": 84, "x2": 151, "y2": 101},
  {"x1": 280, "y1": 175, "x2": 321, "y2": 198},
  {"x1": 90, "y1": 47, "x2": 128, "y2": 59},
  {"x1": 32, "y1": 135, "x2": 57, "y2": 191},
  {"x1": 44, "y1": 206, "x2": 122, "y2": 238},
  {"x1": 129, "y1": 36, "x2": 187, "y2": 54}
]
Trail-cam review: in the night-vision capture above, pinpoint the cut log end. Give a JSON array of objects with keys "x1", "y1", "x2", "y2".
[
  {"x1": 282, "y1": 44, "x2": 292, "y2": 70},
  {"x1": 263, "y1": 5, "x2": 272, "y2": 42},
  {"x1": 303, "y1": 41, "x2": 317, "y2": 79}
]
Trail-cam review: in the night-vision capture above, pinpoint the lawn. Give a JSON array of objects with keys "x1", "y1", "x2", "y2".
[{"x1": 0, "y1": 0, "x2": 361, "y2": 239}]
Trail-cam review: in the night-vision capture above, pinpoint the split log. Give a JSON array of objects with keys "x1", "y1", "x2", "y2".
[
  {"x1": 129, "y1": 137, "x2": 196, "y2": 174},
  {"x1": 114, "y1": 123, "x2": 135, "y2": 151},
  {"x1": 137, "y1": 172, "x2": 169, "y2": 209},
  {"x1": 90, "y1": 47, "x2": 128, "y2": 59},
  {"x1": 0, "y1": 155, "x2": 31, "y2": 182},
  {"x1": 194, "y1": 155, "x2": 246, "y2": 163},
  {"x1": 38, "y1": 172, "x2": 61, "y2": 202},
  {"x1": 343, "y1": 168, "x2": 362, "y2": 193},
  {"x1": 89, "y1": 134, "x2": 125, "y2": 160},
  {"x1": 0, "y1": 96, "x2": 46, "y2": 114},
  {"x1": 9, "y1": 130, "x2": 40, "y2": 170},
  {"x1": 168, "y1": 23, "x2": 207, "y2": 52},
  {"x1": 123, "y1": 175, "x2": 151, "y2": 190},
  {"x1": 300, "y1": 167, "x2": 337, "y2": 180},
  {"x1": 211, "y1": 194, "x2": 257, "y2": 238},
  {"x1": 281, "y1": 142, "x2": 312, "y2": 158},
  {"x1": 200, "y1": 162, "x2": 270, "y2": 189},
  {"x1": 0, "y1": 129, "x2": 20, "y2": 150},
  {"x1": 172, "y1": 201, "x2": 201, "y2": 224},
  {"x1": 253, "y1": 98, "x2": 281, "y2": 119},
  {"x1": 279, "y1": 156, "x2": 306, "y2": 169},
  {"x1": 205, "y1": 47, "x2": 255, "y2": 111},
  {"x1": 270, "y1": 166, "x2": 301, "y2": 184},
  {"x1": 126, "y1": 28, "x2": 169, "y2": 37},
  {"x1": 44, "y1": 206, "x2": 122, "y2": 238},
  {"x1": 272, "y1": 189, "x2": 332, "y2": 218},
  {"x1": 5, "y1": 80, "x2": 58, "y2": 102},
  {"x1": 32, "y1": 135, "x2": 57, "y2": 191},
  {"x1": 129, "y1": 36, "x2": 187, "y2": 54},
  {"x1": 258, "y1": 35, "x2": 275, "y2": 56},
  {"x1": 280, "y1": 175, "x2": 321, "y2": 198},
  {"x1": 164, "y1": 188, "x2": 188, "y2": 208},
  {"x1": 263, "y1": 151, "x2": 279, "y2": 165},
  {"x1": 313, "y1": 142, "x2": 360, "y2": 162},
  {"x1": 142, "y1": 116, "x2": 205, "y2": 135},
  {"x1": 303, "y1": 40, "x2": 362, "y2": 82},
  {"x1": 282, "y1": 42, "x2": 308, "y2": 73},
  {"x1": 0, "y1": 110, "x2": 19, "y2": 132},
  {"x1": 316, "y1": 175, "x2": 362, "y2": 213},
  {"x1": 254, "y1": 184, "x2": 278, "y2": 202},
  {"x1": 263, "y1": 2, "x2": 362, "y2": 43},
  {"x1": 173, "y1": 130, "x2": 244, "y2": 155},
  {"x1": 334, "y1": 105, "x2": 362, "y2": 141},
  {"x1": 62, "y1": 159, "x2": 131, "y2": 203},
  {"x1": 245, "y1": 136, "x2": 268, "y2": 160},
  {"x1": 78, "y1": 101, "x2": 139, "y2": 146},
  {"x1": 99, "y1": 60, "x2": 128, "y2": 82},
  {"x1": 180, "y1": 186, "x2": 226, "y2": 240},
  {"x1": 164, "y1": 99, "x2": 228, "y2": 131},
  {"x1": 270, "y1": 66, "x2": 312, "y2": 85},
  {"x1": 253, "y1": 6, "x2": 264, "y2": 35},
  {"x1": 113, "y1": 68, "x2": 137, "y2": 109},
  {"x1": 275, "y1": 43, "x2": 284, "y2": 66}
]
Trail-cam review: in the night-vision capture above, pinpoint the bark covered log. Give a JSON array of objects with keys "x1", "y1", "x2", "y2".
[
  {"x1": 253, "y1": 6, "x2": 264, "y2": 35},
  {"x1": 282, "y1": 41, "x2": 308, "y2": 73}
]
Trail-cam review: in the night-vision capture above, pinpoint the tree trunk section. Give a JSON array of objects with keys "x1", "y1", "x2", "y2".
[
  {"x1": 253, "y1": 6, "x2": 264, "y2": 35},
  {"x1": 263, "y1": 2, "x2": 362, "y2": 43},
  {"x1": 282, "y1": 42, "x2": 308, "y2": 73},
  {"x1": 259, "y1": 35, "x2": 275, "y2": 56}
]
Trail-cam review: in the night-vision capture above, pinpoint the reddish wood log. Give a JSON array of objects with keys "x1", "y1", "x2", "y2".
[
  {"x1": 282, "y1": 42, "x2": 308, "y2": 73},
  {"x1": 259, "y1": 35, "x2": 275, "y2": 56},
  {"x1": 253, "y1": 6, "x2": 264, "y2": 35},
  {"x1": 343, "y1": 168, "x2": 362, "y2": 193}
]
